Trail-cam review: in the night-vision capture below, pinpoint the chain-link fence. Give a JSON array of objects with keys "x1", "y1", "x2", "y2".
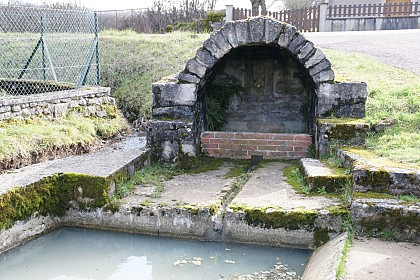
[{"x1": 0, "y1": 4, "x2": 100, "y2": 97}]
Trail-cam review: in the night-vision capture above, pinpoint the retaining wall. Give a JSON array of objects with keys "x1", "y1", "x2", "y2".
[
  {"x1": 0, "y1": 86, "x2": 115, "y2": 121},
  {"x1": 201, "y1": 131, "x2": 312, "y2": 159}
]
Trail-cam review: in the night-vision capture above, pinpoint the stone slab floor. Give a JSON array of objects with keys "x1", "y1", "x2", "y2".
[{"x1": 345, "y1": 238, "x2": 420, "y2": 280}]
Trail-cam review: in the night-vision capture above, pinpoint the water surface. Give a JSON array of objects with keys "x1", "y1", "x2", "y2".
[{"x1": 0, "y1": 227, "x2": 311, "y2": 280}]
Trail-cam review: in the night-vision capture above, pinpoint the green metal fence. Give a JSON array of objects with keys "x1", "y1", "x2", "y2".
[{"x1": 0, "y1": 5, "x2": 100, "y2": 96}]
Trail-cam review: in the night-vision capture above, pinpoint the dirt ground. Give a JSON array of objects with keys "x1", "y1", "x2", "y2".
[{"x1": 345, "y1": 237, "x2": 420, "y2": 280}]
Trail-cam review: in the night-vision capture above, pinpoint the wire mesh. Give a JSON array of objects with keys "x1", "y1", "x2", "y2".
[{"x1": 0, "y1": 4, "x2": 100, "y2": 97}]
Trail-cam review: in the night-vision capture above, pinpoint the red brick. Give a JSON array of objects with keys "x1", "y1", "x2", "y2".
[
  {"x1": 235, "y1": 132, "x2": 254, "y2": 139},
  {"x1": 248, "y1": 150, "x2": 265, "y2": 156},
  {"x1": 203, "y1": 149, "x2": 217, "y2": 155},
  {"x1": 201, "y1": 132, "x2": 215, "y2": 139},
  {"x1": 201, "y1": 138, "x2": 210, "y2": 144},
  {"x1": 257, "y1": 145, "x2": 279, "y2": 151},
  {"x1": 248, "y1": 140, "x2": 269, "y2": 145},
  {"x1": 293, "y1": 146, "x2": 309, "y2": 152},
  {"x1": 238, "y1": 144, "x2": 257, "y2": 150},
  {"x1": 214, "y1": 132, "x2": 234, "y2": 139},
  {"x1": 231, "y1": 139, "x2": 249, "y2": 145},
  {"x1": 277, "y1": 145, "x2": 293, "y2": 152},
  {"x1": 265, "y1": 151, "x2": 287, "y2": 158},
  {"x1": 294, "y1": 134, "x2": 312, "y2": 141},
  {"x1": 250, "y1": 133, "x2": 271, "y2": 139},
  {"x1": 267, "y1": 140, "x2": 288, "y2": 146},
  {"x1": 287, "y1": 151, "x2": 308, "y2": 158},
  {"x1": 231, "y1": 150, "x2": 248, "y2": 156},
  {"x1": 210, "y1": 138, "x2": 231, "y2": 144},
  {"x1": 288, "y1": 141, "x2": 311, "y2": 147},
  {"x1": 202, "y1": 143, "x2": 219, "y2": 149},
  {"x1": 218, "y1": 143, "x2": 237, "y2": 150},
  {"x1": 271, "y1": 134, "x2": 294, "y2": 140}
]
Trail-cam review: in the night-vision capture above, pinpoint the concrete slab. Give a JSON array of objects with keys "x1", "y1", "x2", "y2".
[
  {"x1": 231, "y1": 162, "x2": 340, "y2": 210},
  {"x1": 123, "y1": 163, "x2": 236, "y2": 207},
  {"x1": 0, "y1": 136, "x2": 148, "y2": 194},
  {"x1": 300, "y1": 158, "x2": 350, "y2": 192},
  {"x1": 345, "y1": 238, "x2": 420, "y2": 280}
]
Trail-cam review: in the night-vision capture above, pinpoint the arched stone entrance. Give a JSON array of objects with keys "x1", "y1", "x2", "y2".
[{"x1": 147, "y1": 17, "x2": 367, "y2": 162}]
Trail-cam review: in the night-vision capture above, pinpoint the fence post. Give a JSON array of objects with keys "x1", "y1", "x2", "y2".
[
  {"x1": 319, "y1": 1, "x2": 328, "y2": 32},
  {"x1": 226, "y1": 5, "x2": 233, "y2": 22}
]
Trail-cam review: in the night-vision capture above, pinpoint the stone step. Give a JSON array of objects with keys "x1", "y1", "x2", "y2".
[
  {"x1": 351, "y1": 198, "x2": 420, "y2": 243},
  {"x1": 225, "y1": 162, "x2": 348, "y2": 249},
  {"x1": 316, "y1": 118, "x2": 370, "y2": 157},
  {"x1": 337, "y1": 148, "x2": 420, "y2": 197},
  {"x1": 300, "y1": 158, "x2": 351, "y2": 192}
]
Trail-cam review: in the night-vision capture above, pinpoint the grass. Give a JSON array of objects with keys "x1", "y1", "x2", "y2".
[
  {"x1": 0, "y1": 113, "x2": 128, "y2": 164},
  {"x1": 324, "y1": 50, "x2": 420, "y2": 167},
  {"x1": 99, "y1": 30, "x2": 208, "y2": 120}
]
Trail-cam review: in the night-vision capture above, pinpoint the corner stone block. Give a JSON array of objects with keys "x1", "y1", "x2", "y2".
[
  {"x1": 304, "y1": 49, "x2": 326, "y2": 69},
  {"x1": 248, "y1": 17, "x2": 266, "y2": 43},
  {"x1": 177, "y1": 72, "x2": 200, "y2": 84},
  {"x1": 278, "y1": 24, "x2": 297, "y2": 48},
  {"x1": 152, "y1": 106, "x2": 195, "y2": 121},
  {"x1": 308, "y1": 58, "x2": 332, "y2": 76},
  {"x1": 313, "y1": 69, "x2": 335, "y2": 83},
  {"x1": 297, "y1": 42, "x2": 315, "y2": 63},
  {"x1": 220, "y1": 21, "x2": 239, "y2": 48},
  {"x1": 317, "y1": 82, "x2": 368, "y2": 118},
  {"x1": 287, "y1": 34, "x2": 307, "y2": 55},
  {"x1": 208, "y1": 31, "x2": 232, "y2": 58},
  {"x1": 147, "y1": 120, "x2": 196, "y2": 162},
  {"x1": 186, "y1": 58, "x2": 207, "y2": 78},
  {"x1": 234, "y1": 20, "x2": 252, "y2": 46},
  {"x1": 195, "y1": 48, "x2": 217, "y2": 69},
  {"x1": 152, "y1": 79, "x2": 197, "y2": 107},
  {"x1": 264, "y1": 18, "x2": 283, "y2": 44}
]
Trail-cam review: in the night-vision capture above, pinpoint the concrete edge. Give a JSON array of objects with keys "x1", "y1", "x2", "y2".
[{"x1": 302, "y1": 231, "x2": 348, "y2": 280}]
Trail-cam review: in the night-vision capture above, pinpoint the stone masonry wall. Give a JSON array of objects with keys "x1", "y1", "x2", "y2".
[
  {"x1": 148, "y1": 17, "x2": 367, "y2": 163},
  {"x1": 0, "y1": 87, "x2": 115, "y2": 121},
  {"x1": 201, "y1": 131, "x2": 312, "y2": 159}
]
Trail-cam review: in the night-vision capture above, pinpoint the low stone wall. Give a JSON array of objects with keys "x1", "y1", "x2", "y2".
[
  {"x1": 325, "y1": 16, "x2": 420, "y2": 32},
  {"x1": 0, "y1": 87, "x2": 115, "y2": 121},
  {"x1": 201, "y1": 131, "x2": 312, "y2": 159}
]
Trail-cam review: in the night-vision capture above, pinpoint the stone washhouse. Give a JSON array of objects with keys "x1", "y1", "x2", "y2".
[{"x1": 147, "y1": 17, "x2": 367, "y2": 162}]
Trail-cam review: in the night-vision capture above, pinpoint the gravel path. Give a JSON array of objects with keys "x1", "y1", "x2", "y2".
[{"x1": 304, "y1": 29, "x2": 420, "y2": 75}]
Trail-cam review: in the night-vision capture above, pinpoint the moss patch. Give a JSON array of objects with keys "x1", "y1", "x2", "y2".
[
  {"x1": 359, "y1": 209, "x2": 420, "y2": 239},
  {"x1": 0, "y1": 173, "x2": 110, "y2": 231},
  {"x1": 313, "y1": 228, "x2": 330, "y2": 247}
]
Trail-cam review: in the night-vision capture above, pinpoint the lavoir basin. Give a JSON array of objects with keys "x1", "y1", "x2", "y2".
[{"x1": 0, "y1": 227, "x2": 311, "y2": 280}]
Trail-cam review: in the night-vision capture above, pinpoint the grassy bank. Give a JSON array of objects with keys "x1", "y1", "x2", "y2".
[
  {"x1": 0, "y1": 113, "x2": 129, "y2": 169},
  {"x1": 324, "y1": 50, "x2": 420, "y2": 166},
  {"x1": 100, "y1": 30, "x2": 208, "y2": 120},
  {"x1": 100, "y1": 31, "x2": 419, "y2": 166}
]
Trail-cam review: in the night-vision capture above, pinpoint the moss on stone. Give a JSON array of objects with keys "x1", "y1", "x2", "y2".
[
  {"x1": 355, "y1": 169, "x2": 392, "y2": 192},
  {"x1": 231, "y1": 205, "x2": 318, "y2": 230},
  {"x1": 353, "y1": 192, "x2": 394, "y2": 199},
  {"x1": 0, "y1": 173, "x2": 110, "y2": 231},
  {"x1": 313, "y1": 228, "x2": 330, "y2": 247},
  {"x1": 359, "y1": 209, "x2": 420, "y2": 238},
  {"x1": 317, "y1": 118, "x2": 368, "y2": 125}
]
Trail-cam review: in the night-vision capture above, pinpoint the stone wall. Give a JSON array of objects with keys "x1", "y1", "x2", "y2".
[
  {"x1": 201, "y1": 131, "x2": 312, "y2": 159},
  {"x1": 0, "y1": 87, "x2": 115, "y2": 121},
  {"x1": 211, "y1": 46, "x2": 314, "y2": 133}
]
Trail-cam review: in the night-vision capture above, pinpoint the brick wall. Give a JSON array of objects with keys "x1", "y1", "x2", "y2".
[{"x1": 201, "y1": 131, "x2": 312, "y2": 159}]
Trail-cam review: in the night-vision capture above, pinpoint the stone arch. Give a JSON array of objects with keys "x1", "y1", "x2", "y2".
[
  {"x1": 178, "y1": 17, "x2": 334, "y2": 87},
  {"x1": 148, "y1": 17, "x2": 367, "y2": 163}
]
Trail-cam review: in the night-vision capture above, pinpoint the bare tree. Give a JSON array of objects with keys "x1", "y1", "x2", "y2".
[{"x1": 250, "y1": 0, "x2": 267, "y2": 16}]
